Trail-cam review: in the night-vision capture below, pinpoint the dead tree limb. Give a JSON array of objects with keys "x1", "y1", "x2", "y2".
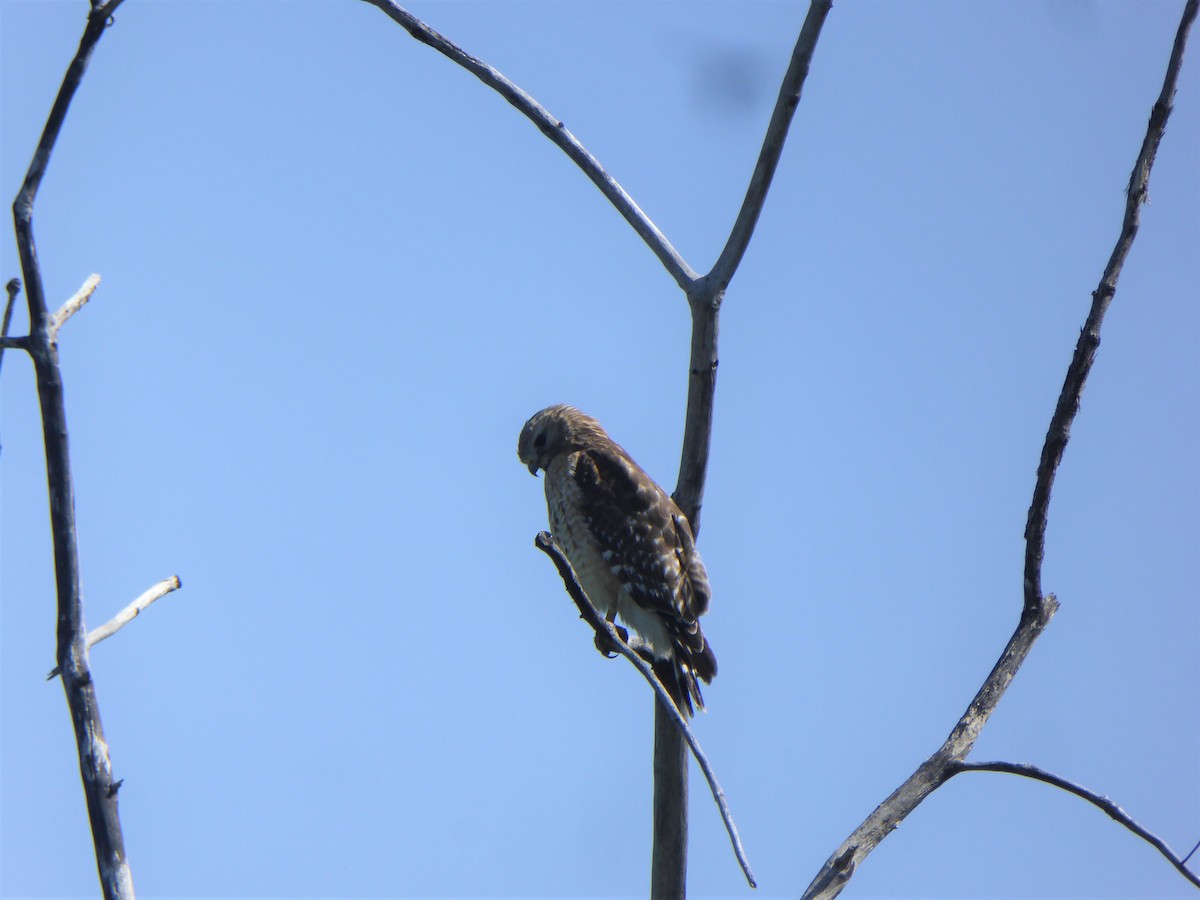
[
  {"x1": 802, "y1": 2, "x2": 1197, "y2": 897},
  {"x1": 9, "y1": 2, "x2": 133, "y2": 898},
  {"x1": 1023, "y1": 0, "x2": 1198, "y2": 615},
  {"x1": 48, "y1": 576, "x2": 183, "y2": 680},
  {"x1": 952, "y1": 762, "x2": 1199, "y2": 889},
  {"x1": 0, "y1": 278, "x2": 20, "y2": 375},
  {"x1": 359, "y1": 0, "x2": 698, "y2": 290}
]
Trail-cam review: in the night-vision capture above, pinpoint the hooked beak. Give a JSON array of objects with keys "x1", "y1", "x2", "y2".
[{"x1": 526, "y1": 461, "x2": 540, "y2": 476}]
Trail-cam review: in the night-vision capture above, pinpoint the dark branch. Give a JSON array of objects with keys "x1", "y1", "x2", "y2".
[
  {"x1": 534, "y1": 532, "x2": 757, "y2": 890},
  {"x1": 709, "y1": 0, "x2": 831, "y2": 293},
  {"x1": 674, "y1": 0, "x2": 831, "y2": 530},
  {"x1": 1023, "y1": 0, "x2": 1198, "y2": 614},
  {"x1": 359, "y1": 0, "x2": 699, "y2": 291},
  {"x1": 953, "y1": 761, "x2": 1200, "y2": 890},
  {"x1": 803, "y1": 2, "x2": 1196, "y2": 896},
  {"x1": 0, "y1": 278, "x2": 19, "y2": 377},
  {"x1": 671, "y1": 294, "x2": 718, "y2": 533},
  {"x1": 10, "y1": 4, "x2": 132, "y2": 898},
  {"x1": 662, "y1": 5, "x2": 832, "y2": 890}
]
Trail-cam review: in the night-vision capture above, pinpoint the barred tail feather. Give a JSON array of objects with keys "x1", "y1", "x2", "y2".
[
  {"x1": 651, "y1": 651, "x2": 716, "y2": 718},
  {"x1": 651, "y1": 656, "x2": 697, "y2": 717}
]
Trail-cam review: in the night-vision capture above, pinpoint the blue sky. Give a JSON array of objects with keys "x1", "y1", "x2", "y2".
[{"x1": 1, "y1": 1, "x2": 1197, "y2": 897}]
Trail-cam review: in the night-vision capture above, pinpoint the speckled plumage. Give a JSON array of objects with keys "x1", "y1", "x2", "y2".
[{"x1": 518, "y1": 405, "x2": 716, "y2": 715}]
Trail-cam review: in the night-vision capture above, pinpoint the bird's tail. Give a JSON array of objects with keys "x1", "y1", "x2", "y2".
[{"x1": 652, "y1": 637, "x2": 717, "y2": 718}]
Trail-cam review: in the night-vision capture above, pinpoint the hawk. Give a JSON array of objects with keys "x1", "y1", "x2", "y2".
[{"x1": 517, "y1": 404, "x2": 717, "y2": 716}]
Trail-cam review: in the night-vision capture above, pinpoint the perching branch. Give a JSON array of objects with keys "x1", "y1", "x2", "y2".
[
  {"x1": 10, "y1": 2, "x2": 133, "y2": 898},
  {"x1": 48, "y1": 576, "x2": 183, "y2": 680},
  {"x1": 803, "y1": 3, "x2": 1196, "y2": 897},
  {"x1": 952, "y1": 762, "x2": 1200, "y2": 890},
  {"x1": 534, "y1": 532, "x2": 757, "y2": 890}
]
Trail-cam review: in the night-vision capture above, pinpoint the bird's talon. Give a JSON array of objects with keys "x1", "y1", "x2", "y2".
[{"x1": 594, "y1": 632, "x2": 618, "y2": 658}]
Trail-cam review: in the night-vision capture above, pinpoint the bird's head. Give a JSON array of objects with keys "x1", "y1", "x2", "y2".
[{"x1": 517, "y1": 404, "x2": 605, "y2": 475}]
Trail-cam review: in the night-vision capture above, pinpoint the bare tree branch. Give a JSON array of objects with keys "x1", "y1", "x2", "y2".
[
  {"x1": 0, "y1": 278, "x2": 20, "y2": 376},
  {"x1": 709, "y1": 0, "x2": 831, "y2": 294},
  {"x1": 367, "y1": 3, "x2": 831, "y2": 894},
  {"x1": 952, "y1": 761, "x2": 1200, "y2": 890},
  {"x1": 49, "y1": 273, "x2": 101, "y2": 340},
  {"x1": 657, "y1": 7, "x2": 832, "y2": 891},
  {"x1": 359, "y1": 0, "x2": 699, "y2": 291},
  {"x1": 534, "y1": 532, "x2": 757, "y2": 890},
  {"x1": 10, "y1": 3, "x2": 133, "y2": 897},
  {"x1": 85, "y1": 574, "x2": 181, "y2": 650},
  {"x1": 674, "y1": 0, "x2": 831, "y2": 531},
  {"x1": 803, "y1": 2, "x2": 1196, "y2": 896},
  {"x1": 801, "y1": 597, "x2": 1060, "y2": 900},
  {"x1": 48, "y1": 576, "x2": 183, "y2": 680},
  {"x1": 1023, "y1": 0, "x2": 1198, "y2": 614}
]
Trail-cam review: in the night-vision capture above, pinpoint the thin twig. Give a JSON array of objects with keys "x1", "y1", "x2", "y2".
[
  {"x1": 11, "y1": 2, "x2": 132, "y2": 897},
  {"x1": 48, "y1": 576, "x2": 183, "y2": 680},
  {"x1": 803, "y1": 2, "x2": 1196, "y2": 896},
  {"x1": 708, "y1": 0, "x2": 831, "y2": 293},
  {"x1": 49, "y1": 273, "x2": 101, "y2": 339},
  {"x1": 359, "y1": 0, "x2": 699, "y2": 291},
  {"x1": 0, "y1": 278, "x2": 20, "y2": 376},
  {"x1": 535, "y1": 532, "x2": 757, "y2": 890},
  {"x1": 953, "y1": 762, "x2": 1200, "y2": 890}
]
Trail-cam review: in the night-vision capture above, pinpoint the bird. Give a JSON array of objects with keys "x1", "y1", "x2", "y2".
[{"x1": 517, "y1": 404, "x2": 717, "y2": 716}]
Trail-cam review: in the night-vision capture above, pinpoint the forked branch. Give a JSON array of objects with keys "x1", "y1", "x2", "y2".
[
  {"x1": 367, "y1": 4, "x2": 832, "y2": 896},
  {"x1": 48, "y1": 576, "x2": 183, "y2": 680},
  {"x1": 803, "y1": 2, "x2": 1196, "y2": 897},
  {"x1": 673, "y1": 0, "x2": 831, "y2": 532},
  {"x1": 10, "y1": 2, "x2": 133, "y2": 898}
]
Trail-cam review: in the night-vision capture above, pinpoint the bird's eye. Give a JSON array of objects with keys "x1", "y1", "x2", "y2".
[{"x1": 534, "y1": 432, "x2": 547, "y2": 449}]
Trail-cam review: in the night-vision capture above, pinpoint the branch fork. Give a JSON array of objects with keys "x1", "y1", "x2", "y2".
[
  {"x1": 803, "y1": 2, "x2": 1198, "y2": 895},
  {"x1": 48, "y1": 576, "x2": 183, "y2": 680}
]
